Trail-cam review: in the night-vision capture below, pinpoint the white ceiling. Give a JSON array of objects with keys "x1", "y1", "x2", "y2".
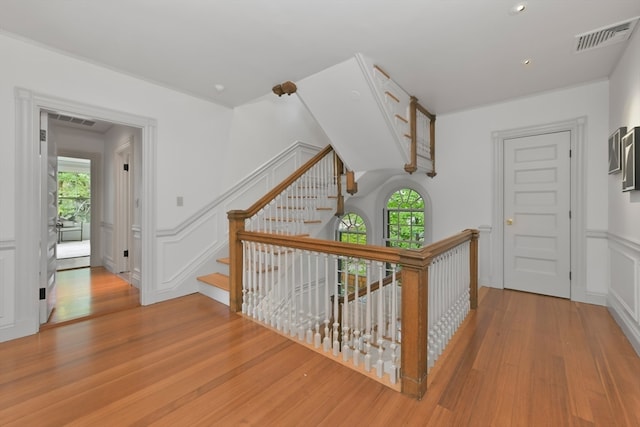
[{"x1": 1, "y1": 0, "x2": 639, "y2": 114}]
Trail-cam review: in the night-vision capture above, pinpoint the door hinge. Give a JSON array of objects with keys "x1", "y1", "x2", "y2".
[
  {"x1": 40, "y1": 130, "x2": 46, "y2": 142},
  {"x1": 569, "y1": 210, "x2": 572, "y2": 219},
  {"x1": 569, "y1": 271, "x2": 572, "y2": 281},
  {"x1": 569, "y1": 149, "x2": 572, "y2": 158},
  {"x1": 124, "y1": 250, "x2": 129, "y2": 258},
  {"x1": 123, "y1": 164, "x2": 129, "y2": 171},
  {"x1": 39, "y1": 288, "x2": 46, "y2": 300}
]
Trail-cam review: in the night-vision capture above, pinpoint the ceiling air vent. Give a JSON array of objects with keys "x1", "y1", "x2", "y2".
[
  {"x1": 48, "y1": 113, "x2": 96, "y2": 127},
  {"x1": 575, "y1": 17, "x2": 639, "y2": 53}
]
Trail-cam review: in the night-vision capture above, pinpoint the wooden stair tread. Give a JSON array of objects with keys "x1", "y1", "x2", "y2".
[
  {"x1": 217, "y1": 257, "x2": 230, "y2": 265},
  {"x1": 197, "y1": 273, "x2": 230, "y2": 291}
]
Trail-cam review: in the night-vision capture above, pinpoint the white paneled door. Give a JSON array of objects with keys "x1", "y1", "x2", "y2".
[
  {"x1": 40, "y1": 111, "x2": 58, "y2": 323},
  {"x1": 503, "y1": 131, "x2": 571, "y2": 298}
]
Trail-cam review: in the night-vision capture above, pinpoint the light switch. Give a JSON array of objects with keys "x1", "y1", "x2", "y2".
[{"x1": 177, "y1": 196, "x2": 183, "y2": 207}]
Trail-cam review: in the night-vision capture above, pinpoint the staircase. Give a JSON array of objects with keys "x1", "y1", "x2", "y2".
[
  {"x1": 198, "y1": 146, "x2": 343, "y2": 305},
  {"x1": 297, "y1": 53, "x2": 435, "y2": 176}
]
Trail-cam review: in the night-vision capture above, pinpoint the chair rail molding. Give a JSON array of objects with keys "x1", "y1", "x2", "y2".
[{"x1": 154, "y1": 141, "x2": 321, "y2": 297}]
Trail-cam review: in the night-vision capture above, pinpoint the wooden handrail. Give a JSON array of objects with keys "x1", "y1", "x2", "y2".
[
  {"x1": 231, "y1": 145, "x2": 336, "y2": 220},
  {"x1": 418, "y1": 229, "x2": 477, "y2": 259},
  {"x1": 237, "y1": 231, "x2": 428, "y2": 268}
]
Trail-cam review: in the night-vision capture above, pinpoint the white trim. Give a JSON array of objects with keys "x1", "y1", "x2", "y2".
[
  {"x1": 492, "y1": 117, "x2": 587, "y2": 301},
  {"x1": 478, "y1": 225, "x2": 493, "y2": 287},
  {"x1": 13, "y1": 88, "x2": 157, "y2": 327},
  {"x1": 0, "y1": 241, "x2": 16, "y2": 251},
  {"x1": 586, "y1": 229, "x2": 608, "y2": 239},
  {"x1": 156, "y1": 141, "x2": 321, "y2": 237},
  {"x1": 609, "y1": 294, "x2": 640, "y2": 357}
]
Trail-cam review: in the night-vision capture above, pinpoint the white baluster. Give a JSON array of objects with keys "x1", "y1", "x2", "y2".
[
  {"x1": 323, "y1": 254, "x2": 330, "y2": 352},
  {"x1": 298, "y1": 251, "x2": 305, "y2": 341},
  {"x1": 389, "y1": 265, "x2": 398, "y2": 383},
  {"x1": 376, "y1": 262, "x2": 384, "y2": 378},
  {"x1": 333, "y1": 255, "x2": 340, "y2": 357}
]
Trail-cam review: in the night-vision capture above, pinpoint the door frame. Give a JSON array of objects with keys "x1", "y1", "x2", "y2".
[
  {"x1": 115, "y1": 138, "x2": 133, "y2": 274},
  {"x1": 14, "y1": 88, "x2": 157, "y2": 336},
  {"x1": 491, "y1": 117, "x2": 587, "y2": 301}
]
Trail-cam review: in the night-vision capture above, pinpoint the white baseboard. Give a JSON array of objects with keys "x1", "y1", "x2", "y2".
[{"x1": 608, "y1": 293, "x2": 640, "y2": 357}]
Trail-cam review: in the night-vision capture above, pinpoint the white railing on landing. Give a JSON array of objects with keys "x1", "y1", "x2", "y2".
[
  {"x1": 241, "y1": 240, "x2": 403, "y2": 385},
  {"x1": 427, "y1": 240, "x2": 471, "y2": 369},
  {"x1": 227, "y1": 229, "x2": 479, "y2": 398}
]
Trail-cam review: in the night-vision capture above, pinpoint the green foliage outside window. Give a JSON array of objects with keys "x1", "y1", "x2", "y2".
[
  {"x1": 58, "y1": 172, "x2": 91, "y2": 222},
  {"x1": 385, "y1": 188, "x2": 425, "y2": 249},
  {"x1": 337, "y1": 213, "x2": 367, "y2": 245},
  {"x1": 336, "y1": 213, "x2": 368, "y2": 294}
]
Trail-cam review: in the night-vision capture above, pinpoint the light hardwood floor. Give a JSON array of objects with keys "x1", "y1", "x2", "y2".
[
  {"x1": 45, "y1": 267, "x2": 140, "y2": 328},
  {"x1": 1, "y1": 283, "x2": 640, "y2": 426}
]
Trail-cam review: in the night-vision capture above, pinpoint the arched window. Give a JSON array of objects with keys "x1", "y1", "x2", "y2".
[
  {"x1": 336, "y1": 212, "x2": 367, "y2": 245},
  {"x1": 384, "y1": 188, "x2": 425, "y2": 249},
  {"x1": 335, "y1": 212, "x2": 367, "y2": 295}
]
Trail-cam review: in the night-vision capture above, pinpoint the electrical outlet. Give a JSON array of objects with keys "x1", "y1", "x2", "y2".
[{"x1": 177, "y1": 196, "x2": 183, "y2": 207}]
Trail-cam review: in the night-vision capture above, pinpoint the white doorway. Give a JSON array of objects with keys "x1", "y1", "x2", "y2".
[
  {"x1": 56, "y1": 156, "x2": 92, "y2": 271},
  {"x1": 492, "y1": 118, "x2": 587, "y2": 301},
  {"x1": 503, "y1": 131, "x2": 571, "y2": 298},
  {"x1": 12, "y1": 88, "x2": 158, "y2": 341}
]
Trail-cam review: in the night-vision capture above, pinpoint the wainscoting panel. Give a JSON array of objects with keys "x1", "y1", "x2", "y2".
[
  {"x1": 152, "y1": 142, "x2": 322, "y2": 302},
  {"x1": 608, "y1": 233, "x2": 640, "y2": 356},
  {"x1": 159, "y1": 212, "x2": 218, "y2": 291},
  {"x1": 609, "y1": 236, "x2": 638, "y2": 321},
  {"x1": 0, "y1": 245, "x2": 16, "y2": 328},
  {"x1": 584, "y1": 230, "x2": 608, "y2": 305}
]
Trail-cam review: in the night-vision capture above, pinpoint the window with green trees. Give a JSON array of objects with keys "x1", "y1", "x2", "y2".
[
  {"x1": 336, "y1": 212, "x2": 367, "y2": 245},
  {"x1": 58, "y1": 171, "x2": 91, "y2": 223},
  {"x1": 336, "y1": 212, "x2": 367, "y2": 295},
  {"x1": 384, "y1": 188, "x2": 425, "y2": 249}
]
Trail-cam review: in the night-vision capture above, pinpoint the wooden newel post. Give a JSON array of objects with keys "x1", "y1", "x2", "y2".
[
  {"x1": 227, "y1": 210, "x2": 247, "y2": 312},
  {"x1": 469, "y1": 229, "x2": 479, "y2": 310},
  {"x1": 400, "y1": 255, "x2": 430, "y2": 399}
]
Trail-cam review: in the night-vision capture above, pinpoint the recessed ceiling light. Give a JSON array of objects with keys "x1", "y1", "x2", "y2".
[
  {"x1": 521, "y1": 58, "x2": 532, "y2": 66},
  {"x1": 214, "y1": 84, "x2": 225, "y2": 92},
  {"x1": 510, "y1": 2, "x2": 527, "y2": 14}
]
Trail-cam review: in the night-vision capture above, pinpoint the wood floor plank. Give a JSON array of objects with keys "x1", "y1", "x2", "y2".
[{"x1": 2, "y1": 284, "x2": 640, "y2": 426}]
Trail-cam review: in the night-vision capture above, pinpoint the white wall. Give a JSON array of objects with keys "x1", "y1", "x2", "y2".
[
  {"x1": 224, "y1": 94, "x2": 329, "y2": 191},
  {"x1": 344, "y1": 80, "x2": 609, "y2": 302},
  {"x1": 607, "y1": 26, "x2": 640, "y2": 355},
  {"x1": 432, "y1": 81, "x2": 609, "y2": 239},
  {"x1": 434, "y1": 81, "x2": 609, "y2": 301}
]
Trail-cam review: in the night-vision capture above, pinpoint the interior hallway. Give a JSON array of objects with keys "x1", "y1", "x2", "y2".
[{"x1": 44, "y1": 267, "x2": 139, "y2": 329}]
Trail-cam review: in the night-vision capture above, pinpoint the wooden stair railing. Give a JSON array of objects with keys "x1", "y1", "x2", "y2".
[
  {"x1": 228, "y1": 145, "x2": 346, "y2": 311},
  {"x1": 232, "y1": 228, "x2": 479, "y2": 399},
  {"x1": 405, "y1": 96, "x2": 436, "y2": 176}
]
